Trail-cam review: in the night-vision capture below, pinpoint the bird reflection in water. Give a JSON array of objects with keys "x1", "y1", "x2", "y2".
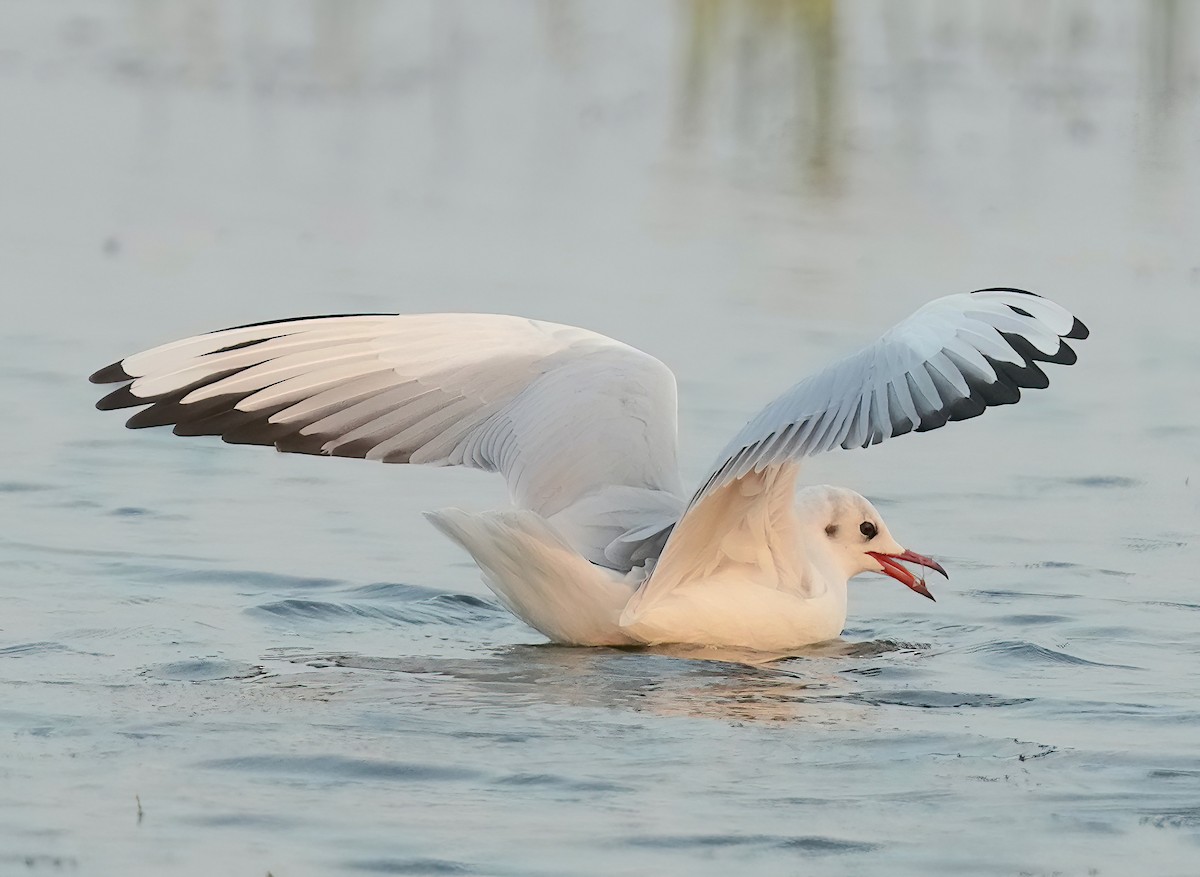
[{"x1": 275, "y1": 639, "x2": 925, "y2": 725}]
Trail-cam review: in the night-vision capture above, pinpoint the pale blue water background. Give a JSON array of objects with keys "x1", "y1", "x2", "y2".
[{"x1": 2, "y1": 2, "x2": 1199, "y2": 875}]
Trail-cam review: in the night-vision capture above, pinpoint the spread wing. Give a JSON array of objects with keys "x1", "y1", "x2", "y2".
[
  {"x1": 90, "y1": 312, "x2": 684, "y2": 517},
  {"x1": 690, "y1": 288, "x2": 1089, "y2": 507}
]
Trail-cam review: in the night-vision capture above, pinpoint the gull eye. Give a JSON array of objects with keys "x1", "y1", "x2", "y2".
[{"x1": 860, "y1": 521, "x2": 877, "y2": 539}]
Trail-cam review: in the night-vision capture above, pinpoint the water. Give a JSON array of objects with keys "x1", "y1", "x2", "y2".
[{"x1": 2, "y1": 2, "x2": 1199, "y2": 874}]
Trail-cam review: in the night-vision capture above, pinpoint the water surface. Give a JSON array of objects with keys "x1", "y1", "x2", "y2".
[{"x1": 2, "y1": 2, "x2": 1198, "y2": 875}]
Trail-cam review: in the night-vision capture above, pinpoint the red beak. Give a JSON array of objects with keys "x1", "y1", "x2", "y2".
[{"x1": 865, "y1": 549, "x2": 948, "y2": 601}]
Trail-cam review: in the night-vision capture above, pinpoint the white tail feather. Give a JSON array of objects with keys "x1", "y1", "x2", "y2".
[{"x1": 424, "y1": 508, "x2": 640, "y2": 646}]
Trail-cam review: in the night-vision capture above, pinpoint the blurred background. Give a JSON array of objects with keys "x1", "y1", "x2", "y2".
[
  {"x1": 2, "y1": 2, "x2": 1199, "y2": 876},
  {"x1": 5, "y1": 0, "x2": 1198, "y2": 484}
]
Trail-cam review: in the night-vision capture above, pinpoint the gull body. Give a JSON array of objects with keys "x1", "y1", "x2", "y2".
[{"x1": 91, "y1": 289, "x2": 1086, "y2": 651}]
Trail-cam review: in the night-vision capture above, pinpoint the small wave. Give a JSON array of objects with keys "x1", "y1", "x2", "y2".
[
  {"x1": 996, "y1": 614, "x2": 1069, "y2": 626},
  {"x1": 173, "y1": 569, "x2": 344, "y2": 590},
  {"x1": 964, "y1": 640, "x2": 1129, "y2": 668},
  {"x1": 969, "y1": 589, "x2": 1079, "y2": 603},
  {"x1": 840, "y1": 663, "x2": 927, "y2": 682},
  {"x1": 828, "y1": 638, "x2": 930, "y2": 657},
  {"x1": 0, "y1": 481, "x2": 53, "y2": 493},
  {"x1": 846, "y1": 689, "x2": 1034, "y2": 709},
  {"x1": 0, "y1": 538, "x2": 206, "y2": 562},
  {"x1": 182, "y1": 811, "x2": 298, "y2": 829},
  {"x1": 250, "y1": 594, "x2": 503, "y2": 627},
  {"x1": 1064, "y1": 700, "x2": 1161, "y2": 717},
  {"x1": 343, "y1": 581, "x2": 453, "y2": 601},
  {"x1": 1126, "y1": 537, "x2": 1188, "y2": 553},
  {"x1": 1022, "y1": 474, "x2": 1141, "y2": 492},
  {"x1": 1147, "y1": 769, "x2": 1200, "y2": 779},
  {"x1": 346, "y1": 858, "x2": 471, "y2": 875},
  {"x1": 1145, "y1": 600, "x2": 1200, "y2": 612},
  {"x1": 1141, "y1": 809, "x2": 1200, "y2": 829},
  {"x1": 627, "y1": 833, "x2": 875, "y2": 853},
  {"x1": 201, "y1": 754, "x2": 480, "y2": 783},
  {"x1": 0, "y1": 641, "x2": 71, "y2": 658},
  {"x1": 493, "y1": 772, "x2": 629, "y2": 793},
  {"x1": 430, "y1": 593, "x2": 495, "y2": 609},
  {"x1": 251, "y1": 599, "x2": 380, "y2": 620},
  {"x1": 771, "y1": 638, "x2": 930, "y2": 661},
  {"x1": 1063, "y1": 475, "x2": 1140, "y2": 489}
]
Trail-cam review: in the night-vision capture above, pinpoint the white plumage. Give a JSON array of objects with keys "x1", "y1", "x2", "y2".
[{"x1": 92, "y1": 288, "x2": 1087, "y2": 651}]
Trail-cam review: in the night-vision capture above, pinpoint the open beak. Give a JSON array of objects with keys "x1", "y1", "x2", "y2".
[{"x1": 865, "y1": 549, "x2": 948, "y2": 602}]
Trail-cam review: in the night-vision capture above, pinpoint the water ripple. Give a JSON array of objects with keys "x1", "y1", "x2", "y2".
[
  {"x1": 626, "y1": 833, "x2": 876, "y2": 853},
  {"x1": 493, "y1": 773, "x2": 629, "y2": 793},
  {"x1": 997, "y1": 613, "x2": 1069, "y2": 625},
  {"x1": 201, "y1": 755, "x2": 481, "y2": 783},
  {"x1": 170, "y1": 568, "x2": 344, "y2": 590},
  {"x1": 1140, "y1": 809, "x2": 1200, "y2": 829},
  {"x1": 1064, "y1": 476, "x2": 1140, "y2": 489},
  {"x1": 250, "y1": 594, "x2": 503, "y2": 627},
  {"x1": 182, "y1": 811, "x2": 299, "y2": 829},
  {"x1": 844, "y1": 690, "x2": 1034, "y2": 709},
  {"x1": 963, "y1": 640, "x2": 1134, "y2": 669},
  {"x1": 0, "y1": 642, "x2": 70, "y2": 658},
  {"x1": 969, "y1": 589, "x2": 1080, "y2": 603},
  {"x1": 343, "y1": 582, "x2": 456, "y2": 601},
  {"x1": 0, "y1": 481, "x2": 53, "y2": 493},
  {"x1": 346, "y1": 858, "x2": 472, "y2": 875}
]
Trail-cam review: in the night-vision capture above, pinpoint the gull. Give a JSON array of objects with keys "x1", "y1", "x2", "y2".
[{"x1": 91, "y1": 288, "x2": 1087, "y2": 652}]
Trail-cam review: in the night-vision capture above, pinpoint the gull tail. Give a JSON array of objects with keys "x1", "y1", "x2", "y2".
[{"x1": 424, "y1": 508, "x2": 641, "y2": 646}]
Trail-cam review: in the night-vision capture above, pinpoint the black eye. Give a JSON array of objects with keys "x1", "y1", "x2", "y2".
[{"x1": 860, "y1": 521, "x2": 877, "y2": 539}]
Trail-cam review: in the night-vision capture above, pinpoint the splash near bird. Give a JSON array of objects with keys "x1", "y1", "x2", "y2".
[{"x1": 91, "y1": 288, "x2": 1087, "y2": 652}]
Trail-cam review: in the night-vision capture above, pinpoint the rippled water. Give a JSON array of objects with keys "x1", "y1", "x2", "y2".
[{"x1": 3, "y1": 2, "x2": 1199, "y2": 875}]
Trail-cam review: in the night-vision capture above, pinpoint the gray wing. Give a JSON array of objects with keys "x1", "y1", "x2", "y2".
[
  {"x1": 690, "y1": 288, "x2": 1089, "y2": 507},
  {"x1": 90, "y1": 312, "x2": 684, "y2": 518}
]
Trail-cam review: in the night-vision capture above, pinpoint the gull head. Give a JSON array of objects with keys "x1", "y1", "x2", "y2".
[{"x1": 796, "y1": 485, "x2": 948, "y2": 601}]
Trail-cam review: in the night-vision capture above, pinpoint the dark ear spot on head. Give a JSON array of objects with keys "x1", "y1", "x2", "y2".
[{"x1": 825, "y1": 524, "x2": 838, "y2": 537}]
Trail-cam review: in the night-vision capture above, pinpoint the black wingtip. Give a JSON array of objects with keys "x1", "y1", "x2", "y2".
[
  {"x1": 96, "y1": 384, "x2": 144, "y2": 411},
  {"x1": 972, "y1": 287, "x2": 1089, "y2": 341},
  {"x1": 970, "y1": 286, "x2": 1042, "y2": 298},
  {"x1": 90, "y1": 361, "x2": 132, "y2": 384},
  {"x1": 216, "y1": 312, "x2": 395, "y2": 333}
]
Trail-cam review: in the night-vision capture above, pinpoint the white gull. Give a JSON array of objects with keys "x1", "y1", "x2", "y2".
[{"x1": 91, "y1": 288, "x2": 1087, "y2": 651}]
